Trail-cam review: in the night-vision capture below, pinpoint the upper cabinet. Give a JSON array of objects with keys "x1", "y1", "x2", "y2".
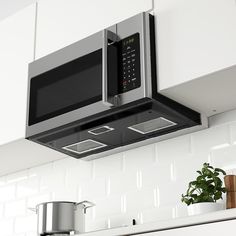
[
  {"x1": 154, "y1": 0, "x2": 236, "y2": 116},
  {"x1": 155, "y1": 0, "x2": 236, "y2": 90},
  {"x1": 0, "y1": 3, "x2": 67, "y2": 175},
  {"x1": 35, "y1": 0, "x2": 153, "y2": 59},
  {"x1": 0, "y1": 4, "x2": 36, "y2": 145}
]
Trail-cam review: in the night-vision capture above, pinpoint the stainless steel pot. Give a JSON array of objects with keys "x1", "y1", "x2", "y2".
[{"x1": 30, "y1": 201, "x2": 95, "y2": 235}]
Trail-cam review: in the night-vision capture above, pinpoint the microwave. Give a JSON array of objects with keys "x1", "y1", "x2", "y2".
[{"x1": 26, "y1": 12, "x2": 207, "y2": 160}]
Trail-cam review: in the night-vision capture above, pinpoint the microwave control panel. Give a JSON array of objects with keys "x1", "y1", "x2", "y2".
[{"x1": 119, "y1": 33, "x2": 141, "y2": 93}]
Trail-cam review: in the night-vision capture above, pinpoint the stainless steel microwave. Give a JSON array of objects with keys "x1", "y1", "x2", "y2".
[{"x1": 26, "y1": 12, "x2": 207, "y2": 160}]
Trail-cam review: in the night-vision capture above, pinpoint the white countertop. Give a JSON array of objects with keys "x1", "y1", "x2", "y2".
[{"x1": 78, "y1": 208, "x2": 236, "y2": 236}]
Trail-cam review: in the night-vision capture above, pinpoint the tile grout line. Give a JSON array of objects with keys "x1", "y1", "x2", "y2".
[
  {"x1": 189, "y1": 134, "x2": 194, "y2": 154},
  {"x1": 228, "y1": 124, "x2": 234, "y2": 145},
  {"x1": 121, "y1": 153, "x2": 126, "y2": 172},
  {"x1": 121, "y1": 195, "x2": 126, "y2": 213},
  {"x1": 154, "y1": 144, "x2": 158, "y2": 163}
]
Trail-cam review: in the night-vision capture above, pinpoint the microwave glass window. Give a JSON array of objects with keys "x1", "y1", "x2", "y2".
[
  {"x1": 36, "y1": 64, "x2": 101, "y2": 117},
  {"x1": 29, "y1": 49, "x2": 102, "y2": 125}
]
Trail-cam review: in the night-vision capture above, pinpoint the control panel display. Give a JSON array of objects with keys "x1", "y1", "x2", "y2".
[{"x1": 119, "y1": 33, "x2": 141, "y2": 93}]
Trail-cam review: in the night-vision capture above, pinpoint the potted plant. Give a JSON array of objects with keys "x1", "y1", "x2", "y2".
[{"x1": 181, "y1": 163, "x2": 226, "y2": 216}]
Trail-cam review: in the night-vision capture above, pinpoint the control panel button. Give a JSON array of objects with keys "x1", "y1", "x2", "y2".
[{"x1": 119, "y1": 33, "x2": 141, "y2": 93}]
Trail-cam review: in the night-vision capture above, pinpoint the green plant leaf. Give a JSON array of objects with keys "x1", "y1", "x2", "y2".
[
  {"x1": 197, "y1": 170, "x2": 202, "y2": 175},
  {"x1": 181, "y1": 163, "x2": 226, "y2": 206},
  {"x1": 215, "y1": 168, "x2": 226, "y2": 175}
]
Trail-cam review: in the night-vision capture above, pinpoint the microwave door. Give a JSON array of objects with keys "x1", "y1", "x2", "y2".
[{"x1": 26, "y1": 26, "x2": 119, "y2": 137}]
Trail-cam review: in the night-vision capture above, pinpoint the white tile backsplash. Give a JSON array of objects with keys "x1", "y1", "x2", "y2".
[
  {"x1": 0, "y1": 184, "x2": 16, "y2": 202},
  {"x1": 16, "y1": 177, "x2": 39, "y2": 198},
  {"x1": 2, "y1": 109, "x2": 236, "y2": 235},
  {"x1": 211, "y1": 144, "x2": 236, "y2": 169},
  {"x1": 93, "y1": 153, "x2": 123, "y2": 178},
  {"x1": 27, "y1": 193, "x2": 51, "y2": 209},
  {"x1": 0, "y1": 203, "x2": 4, "y2": 218},
  {"x1": 109, "y1": 170, "x2": 138, "y2": 195},
  {"x1": 14, "y1": 215, "x2": 37, "y2": 234},
  {"x1": 5, "y1": 199, "x2": 26, "y2": 218},
  {"x1": 95, "y1": 195, "x2": 122, "y2": 218},
  {"x1": 124, "y1": 144, "x2": 156, "y2": 171},
  {"x1": 191, "y1": 124, "x2": 230, "y2": 154},
  {"x1": 126, "y1": 188, "x2": 156, "y2": 212},
  {"x1": 0, "y1": 219, "x2": 14, "y2": 236}
]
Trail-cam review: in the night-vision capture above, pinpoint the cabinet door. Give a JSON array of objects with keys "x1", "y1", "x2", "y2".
[
  {"x1": 155, "y1": 0, "x2": 236, "y2": 90},
  {"x1": 35, "y1": 0, "x2": 152, "y2": 59},
  {"x1": 0, "y1": 4, "x2": 35, "y2": 145},
  {"x1": 138, "y1": 219, "x2": 236, "y2": 236}
]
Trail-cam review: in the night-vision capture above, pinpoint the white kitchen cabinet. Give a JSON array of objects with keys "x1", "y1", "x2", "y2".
[
  {"x1": 35, "y1": 0, "x2": 153, "y2": 59},
  {"x1": 154, "y1": 0, "x2": 236, "y2": 117},
  {"x1": 0, "y1": 3, "x2": 72, "y2": 176},
  {"x1": 155, "y1": 0, "x2": 236, "y2": 90},
  {"x1": 138, "y1": 219, "x2": 236, "y2": 236},
  {"x1": 0, "y1": 4, "x2": 36, "y2": 145}
]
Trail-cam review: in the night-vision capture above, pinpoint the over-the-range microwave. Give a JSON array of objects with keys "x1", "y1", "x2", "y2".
[{"x1": 26, "y1": 12, "x2": 207, "y2": 160}]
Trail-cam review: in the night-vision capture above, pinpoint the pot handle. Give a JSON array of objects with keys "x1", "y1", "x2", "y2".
[
  {"x1": 76, "y1": 201, "x2": 95, "y2": 213},
  {"x1": 28, "y1": 207, "x2": 37, "y2": 213}
]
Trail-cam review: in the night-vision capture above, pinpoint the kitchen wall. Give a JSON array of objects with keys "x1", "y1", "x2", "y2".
[{"x1": 1, "y1": 109, "x2": 236, "y2": 236}]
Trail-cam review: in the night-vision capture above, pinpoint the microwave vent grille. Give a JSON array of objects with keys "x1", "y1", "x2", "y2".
[
  {"x1": 62, "y1": 139, "x2": 107, "y2": 154},
  {"x1": 128, "y1": 117, "x2": 177, "y2": 134},
  {"x1": 88, "y1": 126, "x2": 114, "y2": 135}
]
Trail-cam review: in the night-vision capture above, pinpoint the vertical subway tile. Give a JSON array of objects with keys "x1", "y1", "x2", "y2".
[
  {"x1": 173, "y1": 153, "x2": 209, "y2": 184},
  {"x1": 191, "y1": 124, "x2": 230, "y2": 154},
  {"x1": 94, "y1": 153, "x2": 123, "y2": 178},
  {"x1": 0, "y1": 176, "x2": 5, "y2": 187},
  {"x1": 211, "y1": 144, "x2": 236, "y2": 170},
  {"x1": 229, "y1": 121, "x2": 236, "y2": 144},
  {"x1": 28, "y1": 162, "x2": 53, "y2": 179},
  {"x1": 80, "y1": 177, "x2": 108, "y2": 200},
  {"x1": 27, "y1": 193, "x2": 51, "y2": 209},
  {"x1": 124, "y1": 144, "x2": 155, "y2": 171},
  {"x1": 5, "y1": 199, "x2": 26, "y2": 218},
  {"x1": 94, "y1": 195, "x2": 122, "y2": 218},
  {"x1": 109, "y1": 171, "x2": 138, "y2": 195},
  {"x1": 16, "y1": 177, "x2": 39, "y2": 198},
  {"x1": 40, "y1": 161, "x2": 66, "y2": 193},
  {"x1": 0, "y1": 203, "x2": 4, "y2": 219},
  {"x1": 0, "y1": 184, "x2": 16, "y2": 202},
  {"x1": 0, "y1": 219, "x2": 14, "y2": 235},
  {"x1": 126, "y1": 188, "x2": 155, "y2": 212},
  {"x1": 52, "y1": 185, "x2": 78, "y2": 202},
  {"x1": 5, "y1": 170, "x2": 28, "y2": 184},
  {"x1": 66, "y1": 159, "x2": 92, "y2": 185},
  {"x1": 14, "y1": 215, "x2": 37, "y2": 233},
  {"x1": 158, "y1": 181, "x2": 184, "y2": 207},
  {"x1": 156, "y1": 135, "x2": 191, "y2": 162},
  {"x1": 141, "y1": 162, "x2": 172, "y2": 189}
]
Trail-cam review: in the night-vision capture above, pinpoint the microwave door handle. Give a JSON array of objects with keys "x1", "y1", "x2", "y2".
[{"x1": 102, "y1": 29, "x2": 119, "y2": 107}]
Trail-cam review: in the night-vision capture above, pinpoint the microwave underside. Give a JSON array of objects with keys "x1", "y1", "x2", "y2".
[{"x1": 28, "y1": 97, "x2": 201, "y2": 160}]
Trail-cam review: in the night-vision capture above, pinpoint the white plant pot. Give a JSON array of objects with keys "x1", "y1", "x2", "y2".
[{"x1": 187, "y1": 202, "x2": 224, "y2": 216}]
